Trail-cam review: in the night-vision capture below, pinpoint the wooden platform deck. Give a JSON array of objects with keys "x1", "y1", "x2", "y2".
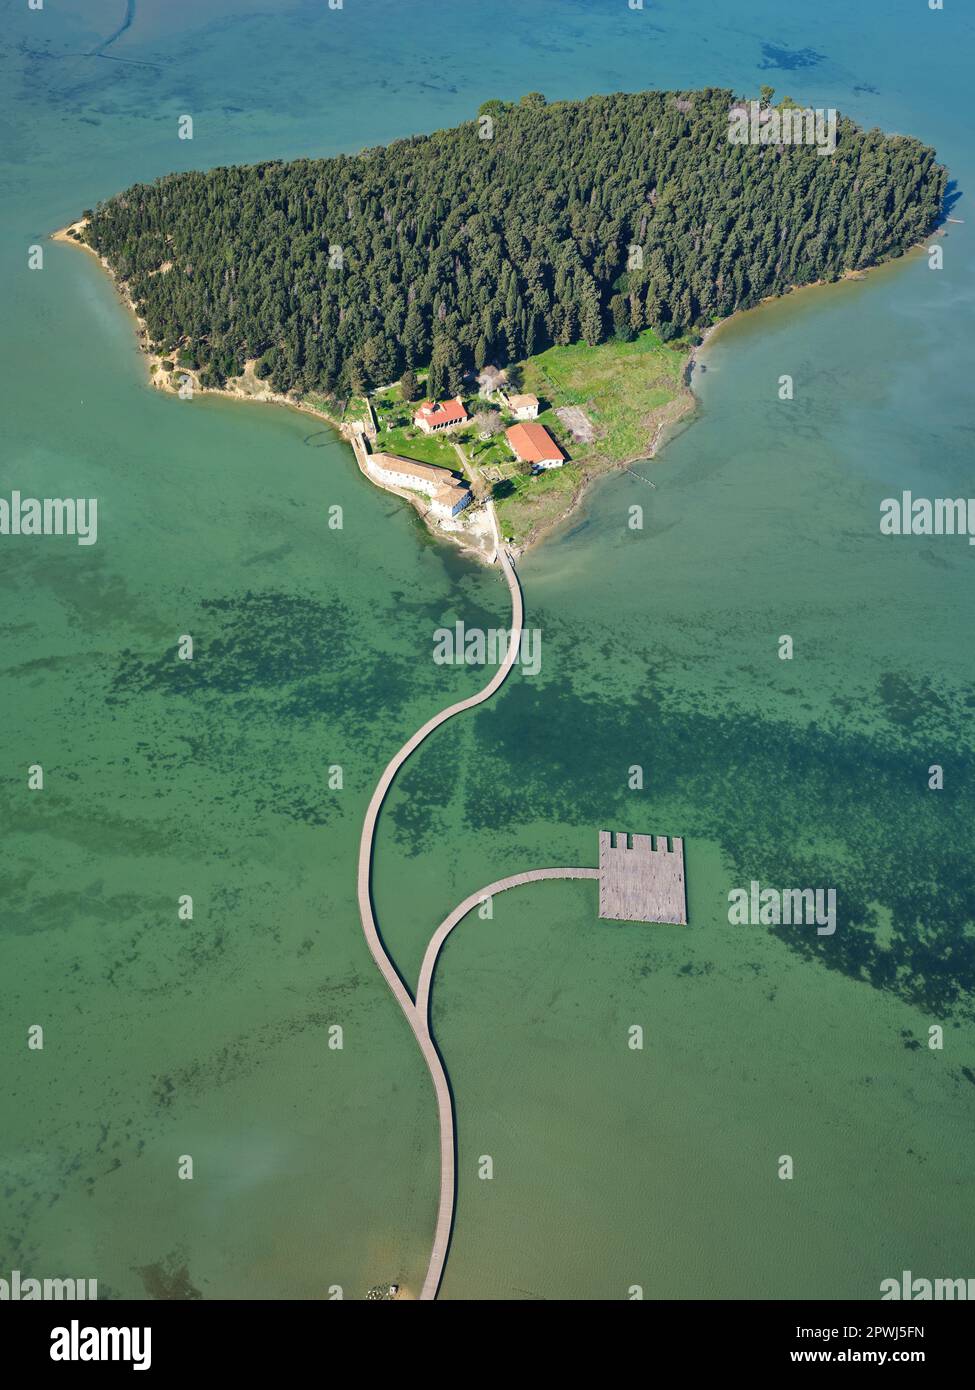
[{"x1": 598, "y1": 830, "x2": 687, "y2": 925}]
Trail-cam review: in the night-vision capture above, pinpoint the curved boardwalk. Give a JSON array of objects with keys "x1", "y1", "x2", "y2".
[
  {"x1": 415, "y1": 868, "x2": 601, "y2": 1023},
  {"x1": 355, "y1": 539, "x2": 522, "y2": 1011},
  {"x1": 355, "y1": 532, "x2": 597, "y2": 1299},
  {"x1": 414, "y1": 866, "x2": 599, "y2": 1300}
]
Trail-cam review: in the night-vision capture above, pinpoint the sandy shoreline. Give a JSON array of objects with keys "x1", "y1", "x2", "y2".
[
  {"x1": 55, "y1": 219, "x2": 347, "y2": 423},
  {"x1": 688, "y1": 243, "x2": 933, "y2": 365},
  {"x1": 53, "y1": 219, "x2": 510, "y2": 563}
]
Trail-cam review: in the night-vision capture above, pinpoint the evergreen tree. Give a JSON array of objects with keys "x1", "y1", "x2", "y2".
[{"x1": 82, "y1": 89, "x2": 945, "y2": 397}]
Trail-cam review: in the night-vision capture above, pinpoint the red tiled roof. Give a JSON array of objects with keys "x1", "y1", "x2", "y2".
[
  {"x1": 505, "y1": 422, "x2": 565, "y2": 464},
  {"x1": 415, "y1": 397, "x2": 469, "y2": 425}
]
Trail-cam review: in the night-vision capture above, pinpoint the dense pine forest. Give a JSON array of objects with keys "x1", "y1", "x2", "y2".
[{"x1": 82, "y1": 88, "x2": 946, "y2": 396}]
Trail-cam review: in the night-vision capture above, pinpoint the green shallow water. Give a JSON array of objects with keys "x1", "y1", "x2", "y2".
[{"x1": 1, "y1": 0, "x2": 973, "y2": 1299}]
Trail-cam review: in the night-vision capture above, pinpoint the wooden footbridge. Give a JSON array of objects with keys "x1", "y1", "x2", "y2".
[{"x1": 354, "y1": 511, "x2": 685, "y2": 1299}]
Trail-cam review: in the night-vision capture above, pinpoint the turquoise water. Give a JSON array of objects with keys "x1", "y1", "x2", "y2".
[{"x1": 1, "y1": 0, "x2": 973, "y2": 1299}]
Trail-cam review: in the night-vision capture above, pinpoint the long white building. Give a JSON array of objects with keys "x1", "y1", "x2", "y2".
[{"x1": 367, "y1": 452, "x2": 472, "y2": 519}]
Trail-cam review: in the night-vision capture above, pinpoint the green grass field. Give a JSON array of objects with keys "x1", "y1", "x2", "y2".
[
  {"x1": 494, "y1": 329, "x2": 692, "y2": 544},
  {"x1": 493, "y1": 462, "x2": 582, "y2": 542},
  {"x1": 374, "y1": 422, "x2": 465, "y2": 473},
  {"x1": 521, "y1": 329, "x2": 689, "y2": 465},
  {"x1": 467, "y1": 435, "x2": 513, "y2": 470}
]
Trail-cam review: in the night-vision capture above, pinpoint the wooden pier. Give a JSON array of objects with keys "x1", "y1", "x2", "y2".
[{"x1": 598, "y1": 830, "x2": 687, "y2": 925}]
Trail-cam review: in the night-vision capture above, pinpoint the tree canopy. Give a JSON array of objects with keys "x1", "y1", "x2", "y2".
[{"x1": 83, "y1": 87, "x2": 946, "y2": 395}]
